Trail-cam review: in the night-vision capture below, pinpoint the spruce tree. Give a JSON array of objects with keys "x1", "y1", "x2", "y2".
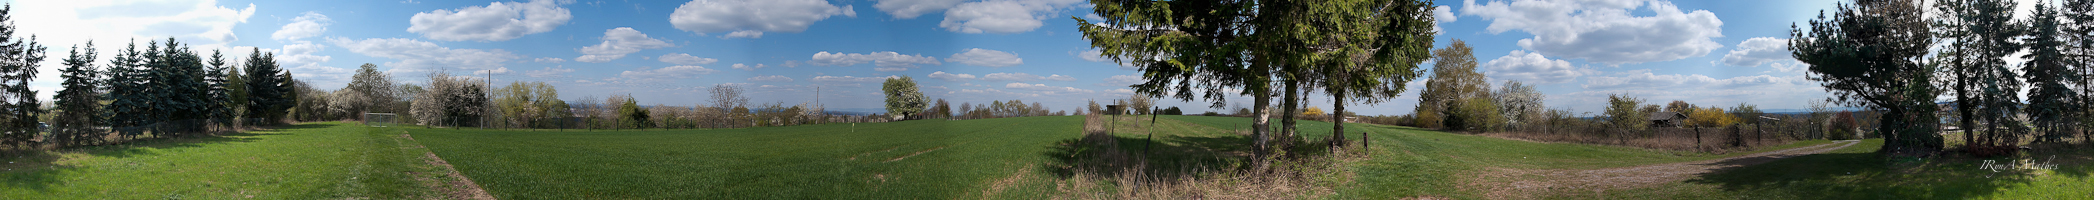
[
  {"x1": 206, "y1": 49, "x2": 232, "y2": 126},
  {"x1": 2023, "y1": 3, "x2": 2078, "y2": 144},
  {"x1": 244, "y1": 49, "x2": 291, "y2": 124},
  {"x1": 53, "y1": 41, "x2": 100, "y2": 147},
  {"x1": 0, "y1": 4, "x2": 46, "y2": 147},
  {"x1": 107, "y1": 40, "x2": 148, "y2": 138}
]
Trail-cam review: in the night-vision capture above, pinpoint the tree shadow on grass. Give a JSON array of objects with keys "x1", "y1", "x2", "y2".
[
  {"x1": 1042, "y1": 130, "x2": 1350, "y2": 183},
  {"x1": 1044, "y1": 132, "x2": 1253, "y2": 181},
  {"x1": 1686, "y1": 146, "x2": 2093, "y2": 199},
  {"x1": 0, "y1": 123, "x2": 338, "y2": 192}
]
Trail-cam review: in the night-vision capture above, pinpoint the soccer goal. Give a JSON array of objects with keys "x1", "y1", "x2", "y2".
[{"x1": 365, "y1": 113, "x2": 398, "y2": 127}]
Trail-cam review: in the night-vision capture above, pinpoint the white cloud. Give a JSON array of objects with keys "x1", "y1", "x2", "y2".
[
  {"x1": 476, "y1": 67, "x2": 514, "y2": 75},
  {"x1": 526, "y1": 66, "x2": 575, "y2": 77},
  {"x1": 1720, "y1": 37, "x2": 1793, "y2": 67},
  {"x1": 812, "y1": 75, "x2": 898, "y2": 84},
  {"x1": 14, "y1": 0, "x2": 259, "y2": 91},
  {"x1": 272, "y1": 12, "x2": 331, "y2": 41},
  {"x1": 749, "y1": 75, "x2": 795, "y2": 82},
  {"x1": 1100, "y1": 75, "x2": 1143, "y2": 86},
  {"x1": 1005, "y1": 82, "x2": 1094, "y2": 94},
  {"x1": 1462, "y1": 0, "x2": 1723, "y2": 64},
  {"x1": 927, "y1": 71, "x2": 977, "y2": 81},
  {"x1": 534, "y1": 57, "x2": 566, "y2": 63},
  {"x1": 1482, "y1": 50, "x2": 1592, "y2": 84},
  {"x1": 939, "y1": 0, "x2": 1082, "y2": 33},
  {"x1": 658, "y1": 53, "x2": 719, "y2": 65},
  {"x1": 670, "y1": 0, "x2": 852, "y2": 38},
  {"x1": 946, "y1": 48, "x2": 1023, "y2": 67},
  {"x1": 619, "y1": 65, "x2": 720, "y2": 81},
  {"x1": 1583, "y1": 71, "x2": 1802, "y2": 90},
  {"x1": 576, "y1": 27, "x2": 674, "y2": 63},
  {"x1": 407, "y1": 0, "x2": 571, "y2": 42},
  {"x1": 982, "y1": 72, "x2": 1044, "y2": 82},
  {"x1": 875, "y1": 0, "x2": 969, "y2": 19},
  {"x1": 1044, "y1": 74, "x2": 1076, "y2": 81},
  {"x1": 732, "y1": 63, "x2": 767, "y2": 71},
  {"x1": 329, "y1": 37, "x2": 523, "y2": 73},
  {"x1": 807, "y1": 51, "x2": 942, "y2": 71},
  {"x1": 1077, "y1": 49, "x2": 1141, "y2": 70},
  {"x1": 1433, "y1": 5, "x2": 1456, "y2": 35}
]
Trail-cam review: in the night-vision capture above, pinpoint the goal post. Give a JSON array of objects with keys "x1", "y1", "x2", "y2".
[{"x1": 365, "y1": 113, "x2": 398, "y2": 127}]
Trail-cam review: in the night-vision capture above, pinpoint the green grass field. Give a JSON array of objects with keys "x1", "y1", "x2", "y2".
[
  {"x1": 0, "y1": 122, "x2": 449, "y2": 199},
  {"x1": 2, "y1": 116, "x2": 2085, "y2": 199}
]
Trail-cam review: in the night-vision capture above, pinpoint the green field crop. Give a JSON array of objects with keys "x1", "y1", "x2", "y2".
[{"x1": 0, "y1": 122, "x2": 447, "y2": 199}]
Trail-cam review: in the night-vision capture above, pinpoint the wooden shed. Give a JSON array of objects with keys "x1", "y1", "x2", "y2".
[{"x1": 1648, "y1": 111, "x2": 1688, "y2": 128}]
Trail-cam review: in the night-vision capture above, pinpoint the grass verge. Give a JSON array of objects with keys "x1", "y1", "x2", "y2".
[{"x1": 0, "y1": 122, "x2": 449, "y2": 199}]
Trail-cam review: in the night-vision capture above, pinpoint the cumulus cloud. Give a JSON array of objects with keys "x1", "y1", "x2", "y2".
[
  {"x1": 875, "y1": 0, "x2": 969, "y2": 19},
  {"x1": 940, "y1": 0, "x2": 1082, "y2": 33},
  {"x1": 927, "y1": 71, "x2": 977, "y2": 81},
  {"x1": 1462, "y1": 0, "x2": 1723, "y2": 64},
  {"x1": 14, "y1": 0, "x2": 258, "y2": 80},
  {"x1": 576, "y1": 27, "x2": 675, "y2": 63},
  {"x1": 619, "y1": 65, "x2": 720, "y2": 81},
  {"x1": 329, "y1": 37, "x2": 523, "y2": 73},
  {"x1": 1433, "y1": 5, "x2": 1456, "y2": 35},
  {"x1": 659, "y1": 53, "x2": 719, "y2": 65},
  {"x1": 534, "y1": 57, "x2": 566, "y2": 63},
  {"x1": 947, "y1": 48, "x2": 1024, "y2": 67},
  {"x1": 1482, "y1": 50, "x2": 1593, "y2": 84},
  {"x1": 1077, "y1": 49, "x2": 1143, "y2": 70},
  {"x1": 670, "y1": 0, "x2": 853, "y2": 38},
  {"x1": 1044, "y1": 74, "x2": 1076, "y2": 81},
  {"x1": 273, "y1": 12, "x2": 331, "y2": 41},
  {"x1": 749, "y1": 75, "x2": 795, "y2": 82},
  {"x1": 1720, "y1": 37, "x2": 1793, "y2": 67},
  {"x1": 408, "y1": 0, "x2": 571, "y2": 42},
  {"x1": 1583, "y1": 71, "x2": 1801, "y2": 90},
  {"x1": 732, "y1": 63, "x2": 767, "y2": 71},
  {"x1": 807, "y1": 51, "x2": 942, "y2": 71},
  {"x1": 982, "y1": 72, "x2": 1045, "y2": 82},
  {"x1": 1005, "y1": 82, "x2": 1094, "y2": 94},
  {"x1": 812, "y1": 75, "x2": 898, "y2": 84},
  {"x1": 1100, "y1": 75, "x2": 1143, "y2": 86},
  {"x1": 526, "y1": 66, "x2": 574, "y2": 78}
]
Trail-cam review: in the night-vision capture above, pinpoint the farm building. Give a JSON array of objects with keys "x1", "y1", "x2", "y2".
[{"x1": 1648, "y1": 111, "x2": 1688, "y2": 128}]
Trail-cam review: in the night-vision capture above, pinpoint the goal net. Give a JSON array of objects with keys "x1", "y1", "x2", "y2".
[{"x1": 365, "y1": 113, "x2": 398, "y2": 127}]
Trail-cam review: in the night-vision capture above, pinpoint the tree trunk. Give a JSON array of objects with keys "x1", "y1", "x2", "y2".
[
  {"x1": 1332, "y1": 90, "x2": 1347, "y2": 148},
  {"x1": 1250, "y1": 62, "x2": 1274, "y2": 169},
  {"x1": 1282, "y1": 79, "x2": 1299, "y2": 146},
  {"x1": 1957, "y1": 72, "x2": 1976, "y2": 149}
]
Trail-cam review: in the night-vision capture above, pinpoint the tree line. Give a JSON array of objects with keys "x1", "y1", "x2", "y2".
[
  {"x1": 29, "y1": 34, "x2": 297, "y2": 148},
  {"x1": 1793, "y1": 0, "x2": 2094, "y2": 157}
]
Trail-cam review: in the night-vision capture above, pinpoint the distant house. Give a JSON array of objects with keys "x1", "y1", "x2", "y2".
[{"x1": 1648, "y1": 112, "x2": 1687, "y2": 128}]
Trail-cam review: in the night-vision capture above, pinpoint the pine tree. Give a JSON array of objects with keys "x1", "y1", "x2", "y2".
[
  {"x1": 53, "y1": 41, "x2": 100, "y2": 147},
  {"x1": 244, "y1": 48, "x2": 292, "y2": 124},
  {"x1": 106, "y1": 40, "x2": 149, "y2": 139},
  {"x1": 206, "y1": 49, "x2": 232, "y2": 126},
  {"x1": 0, "y1": 4, "x2": 46, "y2": 147},
  {"x1": 2024, "y1": 2, "x2": 2079, "y2": 144}
]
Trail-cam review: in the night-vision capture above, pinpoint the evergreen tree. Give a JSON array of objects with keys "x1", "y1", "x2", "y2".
[
  {"x1": 206, "y1": 49, "x2": 232, "y2": 125},
  {"x1": 0, "y1": 4, "x2": 45, "y2": 147},
  {"x1": 244, "y1": 48, "x2": 292, "y2": 123},
  {"x1": 53, "y1": 41, "x2": 98, "y2": 147},
  {"x1": 2024, "y1": 2, "x2": 2079, "y2": 144},
  {"x1": 1793, "y1": 0, "x2": 1943, "y2": 156},
  {"x1": 106, "y1": 40, "x2": 149, "y2": 138}
]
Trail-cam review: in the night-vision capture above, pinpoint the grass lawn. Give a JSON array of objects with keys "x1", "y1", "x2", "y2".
[
  {"x1": 0, "y1": 122, "x2": 449, "y2": 199},
  {"x1": 404, "y1": 117, "x2": 1081, "y2": 199}
]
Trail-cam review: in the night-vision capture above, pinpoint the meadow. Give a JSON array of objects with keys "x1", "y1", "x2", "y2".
[{"x1": 1, "y1": 116, "x2": 2084, "y2": 199}]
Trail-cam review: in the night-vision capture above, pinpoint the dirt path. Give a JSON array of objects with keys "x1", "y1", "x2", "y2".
[{"x1": 1471, "y1": 140, "x2": 1862, "y2": 199}]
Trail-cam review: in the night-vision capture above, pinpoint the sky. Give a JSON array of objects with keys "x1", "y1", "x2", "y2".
[{"x1": 0, "y1": 0, "x2": 2053, "y2": 116}]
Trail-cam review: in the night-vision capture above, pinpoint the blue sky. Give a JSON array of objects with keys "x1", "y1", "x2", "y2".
[{"x1": 0, "y1": 0, "x2": 2050, "y2": 115}]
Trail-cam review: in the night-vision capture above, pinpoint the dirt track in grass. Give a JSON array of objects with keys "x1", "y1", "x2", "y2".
[{"x1": 1468, "y1": 140, "x2": 1863, "y2": 199}]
